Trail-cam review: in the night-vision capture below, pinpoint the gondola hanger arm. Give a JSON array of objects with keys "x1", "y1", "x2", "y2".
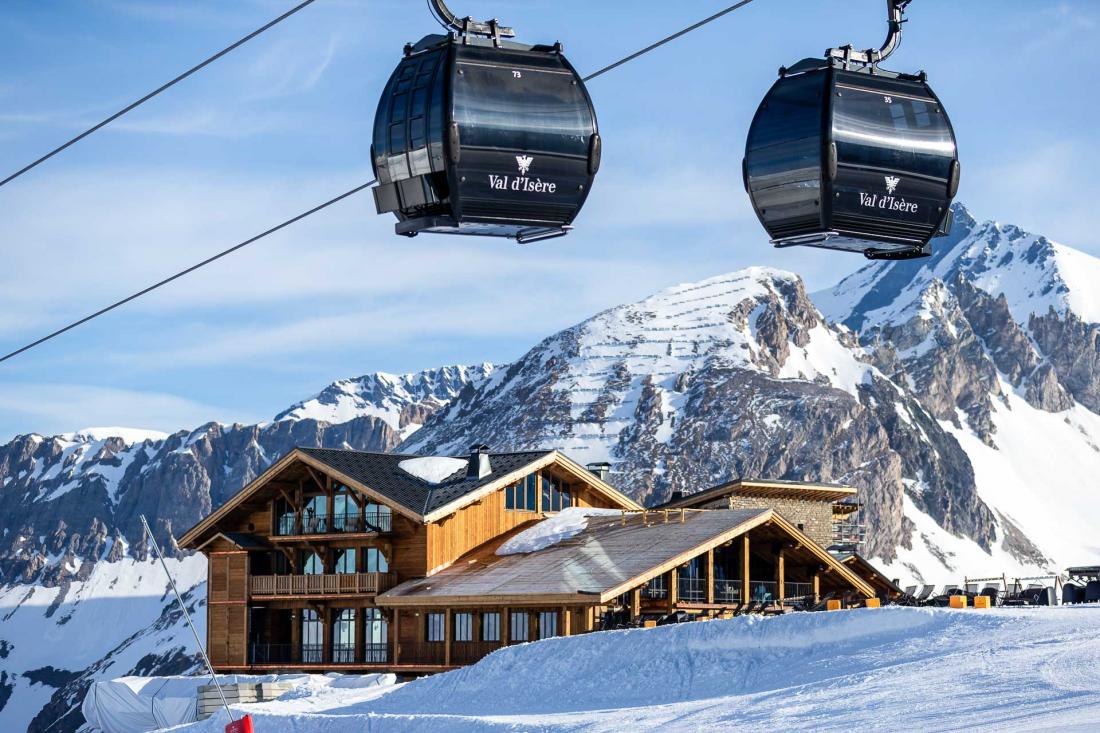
[
  {"x1": 827, "y1": 0, "x2": 912, "y2": 66},
  {"x1": 427, "y1": 0, "x2": 515, "y2": 40}
]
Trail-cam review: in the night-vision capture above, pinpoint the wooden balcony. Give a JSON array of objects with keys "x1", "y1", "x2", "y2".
[{"x1": 250, "y1": 572, "x2": 398, "y2": 597}]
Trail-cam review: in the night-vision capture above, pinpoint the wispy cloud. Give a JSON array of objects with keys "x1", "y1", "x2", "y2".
[{"x1": 0, "y1": 383, "x2": 243, "y2": 442}]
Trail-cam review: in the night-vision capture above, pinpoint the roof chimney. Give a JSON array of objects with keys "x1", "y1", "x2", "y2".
[
  {"x1": 586, "y1": 462, "x2": 611, "y2": 482},
  {"x1": 467, "y1": 444, "x2": 492, "y2": 480}
]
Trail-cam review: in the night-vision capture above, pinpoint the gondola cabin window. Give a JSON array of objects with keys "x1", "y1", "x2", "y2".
[
  {"x1": 454, "y1": 612, "x2": 474, "y2": 642},
  {"x1": 426, "y1": 613, "x2": 445, "y2": 642},
  {"x1": 481, "y1": 612, "x2": 500, "y2": 642},
  {"x1": 505, "y1": 474, "x2": 538, "y2": 512}
]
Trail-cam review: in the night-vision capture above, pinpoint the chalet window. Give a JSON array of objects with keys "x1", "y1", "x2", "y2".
[
  {"x1": 302, "y1": 552, "x2": 324, "y2": 575},
  {"x1": 481, "y1": 612, "x2": 500, "y2": 642},
  {"x1": 304, "y1": 495, "x2": 327, "y2": 534},
  {"x1": 274, "y1": 497, "x2": 296, "y2": 535},
  {"x1": 540, "y1": 473, "x2": 574, "y2": 513},
  {"x1": 333, "y1": 609, "x2": 357, "y2": 664},
  {"x1": 506, "y1": 474, "x2": 538, "y2": 512},
  {"x1": 510, "y1": 611, "x2": 529, "y2": 641},
  {"x1": 538, "y1": 611, "x2": 558, "y2": 639},
  {"x1": 333, "y1": 487, "x2": 357, "y2": 532},
  {"x1": 301, "y1": 609, "x2": 323, "y2": 663},
  {"x1": 426, "y1": 613, "x2": 445, "y2": 642},
  {"x1": 334, "y1": 548, "x2": 356, "y2": 575},
  {"x1": 365, "y1": 502, "x2": 392, "y2": 533},
  {"x1": 365, "y1": 608, "x2": 388, "y2": 663},
  {"x1": 365, "y1": 547, "x2": 389, "y2": 573},
  {"x1": 454, "y1": 612, "x2": 473, "y2": 642}
]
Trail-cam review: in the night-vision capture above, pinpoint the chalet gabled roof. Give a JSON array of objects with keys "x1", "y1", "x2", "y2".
[
  {"x1": 297, "y1": 448, "x2": 554, "y2": 516},
  {"x1": 178, "y1": 447, "x2": 642, "y2": 550},
  {"x1": 376, "y1": 508, "x2": 876, "y2": 606}
]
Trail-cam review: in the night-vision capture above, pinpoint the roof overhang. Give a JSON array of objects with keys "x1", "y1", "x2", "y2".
[
  {"x1": 421, "y1": 450, "x2": 642, "y2": 523},
  {"x1": 664, "y1": 479, "x2": 858, "y2": 508}
]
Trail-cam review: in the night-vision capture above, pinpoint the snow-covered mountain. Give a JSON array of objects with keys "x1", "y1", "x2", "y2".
[
  {"x1": 7, "y1": 204, "x2": 1100, "y2": 731},
  {"x1": 0, "y1": 365, "x2": 492, "y2": 733}
]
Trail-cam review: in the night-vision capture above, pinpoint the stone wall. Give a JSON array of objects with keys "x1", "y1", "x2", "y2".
[{"x1": 699, "y1": 496, "x2": 834, "y2": 549}]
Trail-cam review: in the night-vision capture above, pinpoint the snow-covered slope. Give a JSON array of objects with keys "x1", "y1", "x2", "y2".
[{"x1": 173, "y1": 606, "x2": 1100, "y2": 732}]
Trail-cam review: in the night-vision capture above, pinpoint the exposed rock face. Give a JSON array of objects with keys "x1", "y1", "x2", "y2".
[
  {"x1": 403, "y1": 268, "x2": 992, "y2": 561},
  {"x1": 0, "y1": 365, "x2": 493, "y2": 585}
]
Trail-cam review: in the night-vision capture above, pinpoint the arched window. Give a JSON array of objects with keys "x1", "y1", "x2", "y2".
[
  {"x1": 333, "y1": 609, "x2": 357, "y2": 664},
  {"x1": 365, "y1": 502, "x2": 392, "y2": 533},
  {"x1": 302, "y1": 552, "x2": 324, "y2": 575},
  {"x1": 301, "y1": 609, "x2": 323, "y2": 664},
  {"x1": 334, "y1": 548, "x2": 356, "y2": 575}
]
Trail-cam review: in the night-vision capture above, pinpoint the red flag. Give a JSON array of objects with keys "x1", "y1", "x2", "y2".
[{"x1": 225, "y1": 715, "x2": 255, "y2": 733}]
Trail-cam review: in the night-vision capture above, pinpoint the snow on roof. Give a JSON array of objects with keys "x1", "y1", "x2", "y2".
[
  {"x1": 397, "y1": 456, "x2": 468, "y2": 485},
  {"x1": 496, "y1": 508, "x2": 622, "y2": 556}
]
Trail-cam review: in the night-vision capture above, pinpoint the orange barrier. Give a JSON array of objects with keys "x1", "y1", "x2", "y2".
[
  {"x1": 826, "y1": 599, "x2": 842, "y2": 611},
  {"x1": 949, "y1": 594, "x2": 968, "y2": 609},
  {"x1": 864, "y1": 598, "x2": 881, "y2": 609},
  {"x1": 973, "y1": 596, "x2": 991, "y2": 609}
]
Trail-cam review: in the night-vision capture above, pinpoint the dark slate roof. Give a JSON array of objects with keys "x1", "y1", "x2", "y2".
[{"x1": 298, "y1": 448, "x2": 554, "y2": 516}]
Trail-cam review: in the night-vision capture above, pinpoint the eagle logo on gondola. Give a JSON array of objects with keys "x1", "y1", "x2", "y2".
[
  {"x1": 516, "y1": 155, "x2": 534, "y2": 175},
  {"x1": 884, "y1": 176, "x2": 900, "y2": 194}
]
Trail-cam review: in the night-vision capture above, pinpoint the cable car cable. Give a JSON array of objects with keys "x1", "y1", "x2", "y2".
[
  {"x1": 582, "y1": 0, "x2": 758, "y2": 82},
  {"x1": 0, "y1": 178, "x2": 376, "y2": 365},
  {"x1": 0, "y1": 0, "x2": 320, "y2": 191},
  {"x1": 3, "y1": 1, "x2": 766, "y2": 364}
]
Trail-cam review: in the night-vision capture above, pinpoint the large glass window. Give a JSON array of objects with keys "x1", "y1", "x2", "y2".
[
  {"x1": 454, "y1": 613, "x2": 473, "y2": 642},
  {"x1": 301, "y1": 609, "x2": 323, "y2": 664},
  {"x1": 453, "y1": 61, "x2": 593, "y2": 157},
  {"x1": 303, "y1": 495, "x2": 327, "y2": 534},
  {"x1": 365, "y1": 547, "x2": 389, "y2": 573},
  {"x1": 481, "y1": 613, "x2": 500, "y2": 642},
  {"x1": 334, "y1": 548, "x2": 356, "y2": 575},
  {"x1": 426, "y1": 613, "x2": 446, "y2": 642},
  {"x1": 833, "y1": 83, "x2": 955, "y2": 179},
  {"x1": 333, "y1": 486, "x2": 357, "y2": 532},
  {"x1": 541, "y1": 473, "x2": 573, "y2": 513},
  {"x1": 538, "y1": 611, "x2": 558, "y2": 639},
  {"x1": 302, "y1": 552, "x2": 324, "y2": 575},
  {"x1": 365, "y1": 608, "x2": 388, "y2": 663},
  {"x1": 506, "y1": 474, "x2": 538, "y2": 512},
  {"x1": 274, "y1": 497, "x2": 296, "y2": 536},
  {"x1": 365, "y1": 502, "x2": 392, "y2": 533},
  {"x1": 333, "y1": 609, "x2": 356, "y2": 664},
  {"x1": 510, "y1": 612, "x2": 529, "y2": 642},
  {"x1": 271, "y1": 551, "x2": 291, "y2": 576}
]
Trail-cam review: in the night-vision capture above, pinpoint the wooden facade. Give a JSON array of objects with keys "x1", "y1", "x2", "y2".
[{"x1": 180, "y1": 449, "x2": 886, "y2": 675}]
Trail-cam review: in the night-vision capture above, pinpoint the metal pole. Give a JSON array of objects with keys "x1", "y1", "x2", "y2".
[{"x1": 139, "y1": 515, "x2": 235, "y2": 724}]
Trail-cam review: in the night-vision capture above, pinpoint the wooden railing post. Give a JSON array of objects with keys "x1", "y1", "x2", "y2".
[
  {"x1": 668, "y1": 570, "x2": 678, "y2": 613},
  {"x1": 444, "y1": 608, "x2": 452, "y2": 667},
  {"x1": 706, "y1": 549, "x2": 715, "y2": 605},
  {"x1": 777, "y1": 549, "x2": 786, "y2": 604},
  {"x1": 742, "y1": 534, "x2": 751, "y2": 604}
]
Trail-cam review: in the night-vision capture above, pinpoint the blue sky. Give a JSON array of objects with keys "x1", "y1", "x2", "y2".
[{"x1": 0, "y1": 0, "x2": 1097, "y2": 441}]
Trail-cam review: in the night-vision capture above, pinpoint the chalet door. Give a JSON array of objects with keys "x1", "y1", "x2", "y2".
[{"x1": 365, "y1": 609, "x2": 388, "y2": 663}]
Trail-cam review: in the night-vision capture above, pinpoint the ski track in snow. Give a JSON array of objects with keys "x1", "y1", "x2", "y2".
[{"x1": 172, "y1": 606, "x2": 1100, "y2": 732}]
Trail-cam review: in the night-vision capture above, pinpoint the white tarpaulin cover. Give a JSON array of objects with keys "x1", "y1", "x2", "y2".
[{"x1": 81, "y1": 674, "x2": 311, "y2": 733}]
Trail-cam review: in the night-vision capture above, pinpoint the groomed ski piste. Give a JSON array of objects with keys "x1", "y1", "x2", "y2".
[{"x1": 169, "y1": 605, "x2": 1100, "y2": 732}]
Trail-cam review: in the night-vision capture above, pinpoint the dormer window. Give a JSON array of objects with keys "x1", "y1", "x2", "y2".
[{"x1": 505, "y1": 474, "x2": 537, "y2": 512}]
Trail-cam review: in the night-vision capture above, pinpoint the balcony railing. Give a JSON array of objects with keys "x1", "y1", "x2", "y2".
[
  {"x1": 678, "y1": 576, "x2": 707, "y2": 603},
  {"x1": 713, "y1": 578, "x2": 742, "y2": 604},
  {"x1": 250, "y1": 642, "x2": 390, "y2": 665},
  {"x1": 276, "y1": 510, "x2": 393, "y2": 537},
  {"x1": 250, "y1": 572, "x2": 397, "y2": 597}
]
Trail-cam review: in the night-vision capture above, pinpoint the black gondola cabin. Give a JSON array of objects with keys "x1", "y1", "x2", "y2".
[
  {"x1": 744, "y1": 59, "x2": 960, "y2": 260},
  {"x1": 372, "y1": 34, "x2": 601, "y2": 243}
]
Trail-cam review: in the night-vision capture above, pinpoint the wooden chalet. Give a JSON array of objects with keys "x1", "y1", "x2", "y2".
[{"x1": 179, "y1": 448, "x2": 882, "y2": 675}]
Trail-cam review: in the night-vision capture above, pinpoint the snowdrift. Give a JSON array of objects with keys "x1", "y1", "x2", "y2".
[{"x1": 175, "y1": 606, "x2": 1100, "y2": 732}]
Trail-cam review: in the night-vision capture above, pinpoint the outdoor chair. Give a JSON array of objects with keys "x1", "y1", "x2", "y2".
[
  {"x1": 1086, "y1": 580, "x2": 1100, "y2": 603},
  {"x1": 914, "y1": 584, "x2": 936, "y2": 605},
  {"x1": 980, "y1": 585, "x2": 1000, "y2": 606}
]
